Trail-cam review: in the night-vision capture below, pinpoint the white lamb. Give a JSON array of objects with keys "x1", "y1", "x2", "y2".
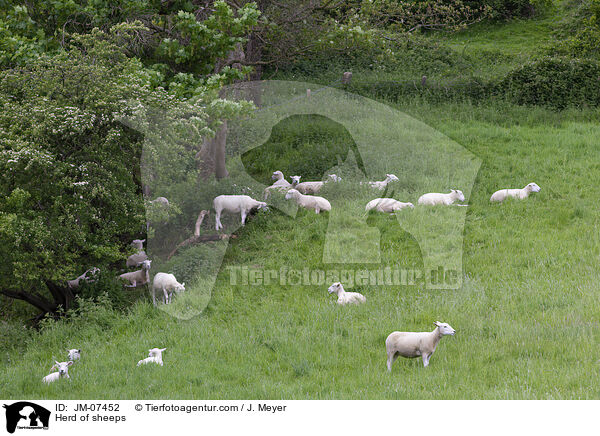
[
  {"x1": 152, "y1": 273, "x2": 185, "y2": 306},
  {"x1": 213, "y1": 195, "x2": 267, "y2": 231},
  {"x1": 293, "y1": 174, "x2": 341, "y2": 195},
  {"x1": 119, "y1": 260, "x2": 151, "y2": 287},
  {"x1": 67, "y1": 267, "x2": 100, "y2": 290},
  {"x1": 385, "y1": 321, "x2": 456, "y2": 369},
  {"x1": 67, "y1": 349, "x2": 81, "y2": 361},
  {"x1": 490, "y1": 182, "x2": 541, "y2": 203},
  {"x1": 42, "y1": 361, "x2": 73, "y2": 384},
  {"x1": 327, "y1": 282, "x2": 366, "y2": 305},
  {"x1": 285, "y1": 189, "x2": 331, "y2": 214},
  {"x1": 137, "y1": 348, "x2": 166, "y2": 367},
  {"x1": 126, "y1": 250, "x2": 149, "y2": 268},
  {"x1": 367, "y1": 174, "x2": 399, "y2": 190},
  {"x1": 365, "y1": 198, "x2": 414, "y2": 213},
  {"x1": 417, "y1": 190, "x2": 465, "y2": 206}
]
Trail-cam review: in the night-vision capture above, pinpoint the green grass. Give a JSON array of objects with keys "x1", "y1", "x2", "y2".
[{"x1": 1, "y1": 96, "x2": 599, "y2": 399}]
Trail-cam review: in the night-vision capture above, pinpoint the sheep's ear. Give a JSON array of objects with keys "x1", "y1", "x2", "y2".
[
  {"x1": 55, "y1": 360, "x2": 60, "y2": 365},
  {"x1": 161, "y1": 348, "x2": 166, "y2": 351},
  {"x1": 433, "y1": 321, "x2": 441, "y2": 326},
  {"x1": 67, "y1": 361, "x2": 73, "y2": 366},
  {"x1": 78, "y1": 349, "x2": 81, "y2": 353}
]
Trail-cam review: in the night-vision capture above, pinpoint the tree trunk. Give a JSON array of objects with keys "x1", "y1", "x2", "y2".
[{"x1": 214, "y1": 120, "x2": 229, "y2": 179}]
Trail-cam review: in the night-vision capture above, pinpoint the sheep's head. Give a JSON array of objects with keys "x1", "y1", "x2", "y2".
[
  {"x1": 526, "y1": 183, "x2": 541, "y2": 193},
  {"x1": 406, "y1": 202, "x2": 415, "y2": 209},
  {"x1": 327, "y1": 282, "x2": 343, "y2": 295},
  {"x1": 52, "y1": 361, "x2": 73, "y2": 376},
  {"x1": 433, "y1": 321, "x2": 456, "y2": 336},
  {"x1": 451, "y1": 189, "x2": 465, "y2": 202},
  {"x1": 175, "y1": 282, "x2": 185, "y2": 293},
  {"x1": 386, "y1": 174, "x2": 399, "y2": 182},
  {"x1": 285, "y1": 189, "x2": 299, "y2": 200},
  {"x1": 67, "y1": 349, "x2": 81, "y2": 360},
  {"x1": 139, "y1": 260, "x2": 152, "y2": 270},
  {"x1": 291, "y1": 175, "x2": 301, "y2": 186},
  {"x1": 328, "y1": 174, "x2": 342, "y2": 182},
  {"x1": 149, "y1": 348, "x2": 166, "y2": 357},
  {"x1": 271, "y1": 171, "x2": 284, "y2": 181}
]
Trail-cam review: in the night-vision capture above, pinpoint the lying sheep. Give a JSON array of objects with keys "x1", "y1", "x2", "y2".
[
  {"x1": 386, "y1": 321, "x2": 456, "y2": 369},
  {"x1": 152, "y1": 273, "x2": 185, "y2": 306},
  {"x1": 327, "y1": 282, "x2": 366, "y2": 305},
  {"x1": 137, "y1": 348, "x2": 166, "y2": 367},
  {"x1": 293, "y1": 174, "x2": 341, "y2": 195},
  {"x1": 119, "y1": 260, "x2": 151, "y2": 287},
  {"x1": 42, "y1": 361, "x2": 73, "y2": 384},
  {"x1": 367, "y1": 174, "x2": 399, "y2": 190},
  {"x1": 263, "y1": 170, "x2": 293, "y2": 199},
  {"x1": 365, "y1": 198, "x2": 414, "y2": 213},
  {"x1": 285, "y1": 189, "x2": 331, "y2": 214},
  {"x1": 417, "y1": 190, "x2": 465, "y2": 206},
  {"x1": 67, "y1": 267, "x2": 100, "y2": 290},
  {"x1": 490, "y1": 182, "x2": 541, "y2": 203},
  {"x1": 131, "y1": 239, "x2": 145, "y2": 250},
  {"x1": 126, "y1": 250, "x2": 149, "y2": 268},
  {"x1": 67, "y1": 349, "x2": 81, "y2": 361},
  {"x1": 213, "y1": 195, "x2": 267, "y2": 231}
]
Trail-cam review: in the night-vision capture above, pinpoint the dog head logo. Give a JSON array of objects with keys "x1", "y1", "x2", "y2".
[{"x1": 3, "y1": 402, "x2": 50, "y2": 433}]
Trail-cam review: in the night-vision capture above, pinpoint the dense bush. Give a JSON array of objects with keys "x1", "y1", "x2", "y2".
[
  {"x1": 498, "y1": 57, "x2": 600, "y2": 109},
  {"x1": 552, "y1": 0, "x2": 600, "y2": 58}
]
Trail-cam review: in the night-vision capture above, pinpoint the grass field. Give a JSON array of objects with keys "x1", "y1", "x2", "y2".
[{"x1": 2, "y1": 10, "x2": 600, "y2": 399}]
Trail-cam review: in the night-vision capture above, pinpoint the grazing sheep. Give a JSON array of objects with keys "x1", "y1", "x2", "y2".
[
  {"x1": 150, "y1": 196, "x2": 169, "y2": 206},
  {"x1": 126, "y1": 250, "x2": 149, "y2": 268},
  {"x1": 119, "y1": 260, "x2": 151, "y2": 287},
  {"x1": 67, "y1": 267, "x2": 100, "y2": 290},
  {"x1": 42, "y1": 361, "x2": 73, "y2": 384},
  {"x1": 386, "y1": 321, "x2": 456, "y2": 369},
  {"x1": 327, "y1": 282, "x2": 366, "y2": 305},
  {"x1": 365, "y1": 198, "x2": 414, "y2": 213},
  {"x1": 285, "y1": 189, "x2": 331, "y2": 214},
  {"x1": 137, "y1": 348, "x2": 166, "y2": 367},
  {"x1": 194, "y1": 210, "x2": 210, "y2": 237},
  {"x1": 490, "y1": 183, "x2": 541, "y2": 203},
  {"x1": 417, "y1": 190, "x2": 465, "y2": 206},
  {"x1": 131, "y1": 239, "x2": 145, "y2": 250},
  {"x1": 67, "y1": 349, "x2": 81, "y2": 361},
  {"x1": 293, "y1": 174, "x2": 341, "y2": 195},
  {"x1": 213, "y1": 195, "x2": 267, "y2": 231},
  {"x1": 152, "y1": 273, "x2": 185, "y2": 306},
  {"x1": 367, "y1": 174, "x2": 399, "y2": 190}
]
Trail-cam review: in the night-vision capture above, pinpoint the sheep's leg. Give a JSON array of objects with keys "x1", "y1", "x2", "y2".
[
  {"x1": 315, "y1": 207, "x2": 320, "y2": 214},
  {"x1": 387, "y1": 352, "x2": 398, "y2": 372},
  {"x1": 215, "y1": 210, "x2": 222, "y2": 231},
  {"x1": 240, "y1": 210, "x2": 247, "y2": 225},
  {"x1": 163, "y1": 287, "x2": 169, "y2": 304},
  {"x1": 152, "y1": 287, "x2": 157, "y2": 306},
  {"x1": 422, "y1": 353, "x2": 431, "y2": 367}
]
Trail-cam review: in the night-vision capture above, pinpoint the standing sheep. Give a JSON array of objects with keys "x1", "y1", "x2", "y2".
[
  {"x1": 417, "y1": 190, "x2": 465, "y2": 206},
  {"x1": 119, "y1": 260, "x2": 151, "y2": 287},
  {"x1": 490, "y1": 183, "x2": 541, "y2": 203},
  {"x1": 152, "y1": 273, "x2": 185, "y2": 306},
  {"x1": 213, "y1": 195, "x2": 267, "y2": 231},
  {"x1": 365, "y1": 198, "x2": 414, "y2": 213},
  {"x1": 284, "y1": 189, "x2": 331, "y2": 214},
  {"x1": 385, "y1": 321, "x2": 456, "y2": 369},
  {"x1": 327, "y1": 282, "x2": 366, "y2": 305}
]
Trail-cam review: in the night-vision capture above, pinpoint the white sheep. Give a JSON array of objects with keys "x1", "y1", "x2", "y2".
[
  {"x1": 327, "y1": 282, "x2": 366, "y2": 305},
  {"x1": 386, "y1": 321, "x2": 456, "y2": 369},
  {"x1": 152, "y1": 273, "x2": 185, "y2": 306},
  {"x1": 42, "y1": 361, "x2": 73, "y2": 384},
  {"x1": 367, "y1": 174, "x2": 399, "y2": 190},
  {"x1": 126, "y1": 250, "x2": 149, "y2": 268},
  {"x1": 365, "y1": 198, "x2": 414, "y2": 213},
  {"x1": 119, "y1": 260, "x2": 151, "y2": 287},
  {"x1": 417, "y1": 190, "x2": 465, "y2": 206},
  {"x1": 284, "y1": 189, "x2": 331, "y2": 214},
  {"x1": 490, "y1": 182, "x2": 541, "y2": 203},
  {"x1": 131, "y1": 239, "x2": 145, "y2": 250},
  {"x1": 67, "y1": 267, "x2": 100, "y2": 290},
  {"x1": 293, "y1": 174, "x2": 341, "y2": 195},
  {"x1": 67, "y1": 349, "x2": 81, "y2": 361},
  {"x1": 213, "y1": 195, "x2": 267, "y2": 231},
  {"x1": 263, "y1": 170, "x2": 293, "y2": 199},
  {"x1": 137, "y1": 348, "x2": 166, "y2": 367}
]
